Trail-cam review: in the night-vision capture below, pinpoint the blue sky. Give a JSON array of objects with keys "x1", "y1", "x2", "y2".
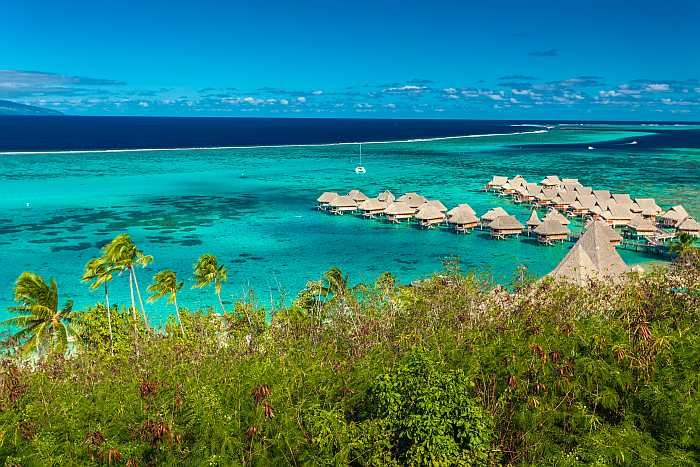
[{"x1": 2, "y1": 0, "x2": 699, "y2": 120}]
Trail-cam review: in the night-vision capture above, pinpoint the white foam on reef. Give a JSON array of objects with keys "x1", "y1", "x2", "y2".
[{"x1": 0, "y1": 129, "x2": 548, "y2": 155}]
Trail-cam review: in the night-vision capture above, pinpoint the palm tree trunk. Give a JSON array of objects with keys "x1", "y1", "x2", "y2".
[
  {"x1": 216, "y1": 290, "x2": 226, "y2": 314},
  {"x1": 129, "y1": 272, "x2": 139, "y2": 335},
  {"x1": 174, "y1": 294, "x2": 185, "y2": 336},
  {"x1": 104, "y1": 283, "x2": 114, "y2": 350},
  {"x1": 131, "y1": 266, "x2": 150, "y2": 330}
]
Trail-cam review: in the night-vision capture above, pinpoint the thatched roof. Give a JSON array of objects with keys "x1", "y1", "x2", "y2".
[
  {"x1": 612, "y1": 193, "x2": 633, "y2": 206},
  {"x1": 661, "y1": 205, "x2": 689, "y2": 223},
  {"x1": 488, "y1": 176, "x2": 508, "y2": 186},
  {"x1": 678, "y1": 217, "x2": 700, "y2": 233},
  {"x1": 384, "y1": 201, "x2": 415, "y2": 216},
  {"x1": 575, "y1": 186, "x2": 594, "y2": 196},
  {"x1": 603, "y1": 205, "x2": 633, "y2": 220},
  {"x1": 593, "y1": 190, "x2": 611, "y2": 201},
  {"x1": 556, "y1": 192, "x2": 577, "y2": 205},
  {"x1": 561, "y1": 178, "x2": 579, "y2": 184},
  {"x1": 397, "y1": 192, "x2": 422, "y2": 201},
  {"x1": 544, "y1": 209, "x2": 571, "y2": 225},
  {"x1": 448, "y1": 209, "x2": 478, "y2": 225},
  {"x1": 415, "y1": 204, "x2": 446, "y2": 221},
  {"x1": 405, "y1": 196, "x2": 428, "y2": 209},
  {"x1": 526, "y1": 210, "x2": 541, "y2": 226},
  {"x1": 575, "y1": 195, "x2": 596, "y2": 209},
  {"x1": 590, "y1": 205, "x2": 604, "y2": 216},
  {"x1": 377, "y1": 191, "x2": 395, "y2": 203},
  {"x1": 358, "y1": 198, "x2": 387, "y2": 212},
  {"x1": 428, "y1": 200, "x2": 448, "y2": 212},
  {"x1": 317, "y1": 192, "x2": 339, "y2": 203},
  {"x1": 488, "y1": 215, "x2": 523, "y2": 230},
  {"x1": 347, "y1": 189, "x2": 369, "y2": 202},
  {"x1": 330, "y1": 195, "x2": 357, "y2": 208},
  {"x1": 635, "y1": 198, "x2": 662, "y2": 214},
  {"x1": 481, "y1": 207, "x2": 509, "y2": 221},
  {"x1": 549, "y1": 220, "x2": 628, "y2": 285},
  {"x1": 540, "y1": 175, "x2": 561, "y2": 186},
  {"x1": 525, "y1": 183, "x2": 540, "y2": 194},
  {"x1": 447, "y1": 203, "x2": 476, "y2": 216},
  {"x1": 535, "y1": 219, "x2": 569, "y2": 236},
  {"x1": 627, "y1": 215, "x2": 656, "y2": 232}
]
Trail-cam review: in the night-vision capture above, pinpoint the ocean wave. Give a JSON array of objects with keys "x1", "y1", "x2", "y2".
[{"x1": 0, "y1": 129, "x2": 548, "y2": 155}]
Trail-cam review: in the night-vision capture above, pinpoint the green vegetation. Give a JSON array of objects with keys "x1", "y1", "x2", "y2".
[{"x1": 1, "y1": 235, "x2": 699, "y2": 466}]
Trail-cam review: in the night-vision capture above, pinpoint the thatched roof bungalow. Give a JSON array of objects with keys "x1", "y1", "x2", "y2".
[
  {"x1": 540, "y1": 175, "x2": 562, "y2": 188},
  {"x1": 526, "y1": 210, "x2": 541, "y2": 233},
  {"x1": 602, "y1": 205, "x2": 633, "y2": 226},
  {"x1": 447, "y1": 207, "x2": 479, "y2": 233},
  {"x1": 534, "y1": 219, "x2": 570, "y2": 244},
  {"x1": 635, "y1": 198, "x2": 662, "y2": 218},
  {"x1": 677, "y1": 217, "x2": 700, "y2": 236},
  {"x1": 428, "y1": 200, "x2": 448, "y2": 212},
  {"x1": 384, "y1": 201, "x2": 416, "y2": 223},
  {"x1": 415, "y1": 204, "x2": 447, "y2": 228},
  {"x1": 659, "y1": 205, "x2": 689, "y2": 227},
  {"x1": 543, "y1": 209, "x2": 571, "y2": 226},
  {"x1": 357, "y1": 198, "x2": 387, "y2": 218},
  {"x1": 377, "y1": 190, "x2": 396, "y2": 204},
  {"x1": 329, "y1": 195, "x2": 358, "y2": 215},
  {"x1": 316, "y1": 192, "x2": 339, "y2": 210},
  {"x1": 485, "y1": 176, "x2": 508, "y2": 190},
  {"x1": 625, "y1": 215, "x2": 656, "y2": 237},
  {"x1": 569, "y1": 195, "x2": 596, "y2": 216},
  {"x1": 347, "y1": 189, "x2": 369, "y2": 203},
  {"x1": 480, "y1": 207, "x2": 509, "y2": 225},
  {"x1": 488, "y1": 215, "x2": 524, "y2": 239},
  {"x1": 552, "y1": 192, "x2": 576, "y2": 209}
]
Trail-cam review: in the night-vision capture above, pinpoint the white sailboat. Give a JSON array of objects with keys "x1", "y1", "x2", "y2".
[{"x1": 355, "y1": 144, "x2": 366, "y2": 174}]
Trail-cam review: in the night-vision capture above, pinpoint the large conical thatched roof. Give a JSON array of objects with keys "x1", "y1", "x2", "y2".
[
  {"x1": 585, "y1": 219, "x2": 622, "y2": 243},
  {"x1": 330, "y1": 195, "x2": 357, "y2": 208},
  {"x1": 481, "y1": 207, "x2": 509, "y2": 221},
  {"x1": 347, "y1": 189, "x2": 369, "y2": 202},
  {"x1": 549, "y1": 220, "x2": 628, "y2": 285},
  {"x1": 317, "y1": 192, "x2": 339, "y2": 203},
  {"x1": 447, "y1": 203, "x2": 476, "y2": 217},
  {"x1": 384, "y1": 201, "x2": 415, "y2": 216},
  {"x1": 526, "y1": 210, "x2": 541, "y2": 226},
  {"x1": 358, "y1": 198, "x2": 387, "y2": 211},
  {"x1": 535, "y1": 219, "x2": 569, "y2": 236},
  {"x1": 415, "y1": 204, "x2": 446, "y2": 221},
  {"x1": 488, "y1": 215, "x2": 523, "y2": 230}
]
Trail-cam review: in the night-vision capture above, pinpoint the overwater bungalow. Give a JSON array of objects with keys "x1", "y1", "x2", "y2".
[
  {"x1": 602, "y1": 205, "x2": 633, "y2": 226},
  {"x1": 549, "y1": 220, "x2": 629, "y2": 286},
  {"x1": 589, "y1": 205, "x2": 605, "y2": 221},
  {"x1": 513, "y1": 186, "x2": 529, "y2": 203},
  {"x1": 575, "y1": 186, "x2": 594, "y2": 197},
  {"x1": 535, "y1": 188, "x2": 558, "y2": 207},
  {"x1": 540, "y1": 175, "x2": 561, "y2": 188},
  {"x1": 415, "y1": 204, "x2": 447, "y2": 228},
  {"x1": 347, "y1": 189, "x2": 369, "y2": 203},
  {"x1": 488, "y1": 215, "x2": 524, "y2": 239},
  {"x1": 357, "y1": 198, "x2": 387, "y2": 218},
  {"x1": 569, "y1": 195, "x2": 596, "y2": 216},
  {"x1": 377, "y1": 190, "x2": 396, "y2": 204},
  {"x1": 485, "y1": 176, "x2": 508, "y2": 191},
  {"x1": 316, "y1": 192, "x2": 339, "y2": 210},
  {"x1": 329, "y1": 195, "x2": 358, "y2": 215},
  {"x1": 428, "y1": 200, "x2": 448, "y2": 212},
  {"x1": 447, "y1": 207, "x2": 478, "y2": 233},
  {"x1": 534, "y1": 219, "x2": 570, "y2": 244},
  {"x1": 659, "y1": 205, "x2": 689, "y2": 227},
  {"x1": 384, "y1": 201, "x2": 416, "y2": 223},
  {"x1": 625, "y1": 215, "x2": 656, "y2": 237},
  {"x1": 543, "y1": 209, "x2": 571, "y2": 226},
  {"x1": 405, "y1": 196, "x2": 428, "y2": 209},
  {"x1": 499, "y1": 182, "x2": 515, "y2": 195},
  {"x1": 509, "y1": 176, "x2": 527, "y2": 189},
  {"x1": 526, "y1": 210, "x2": 541, "y2": 234},
  {"x1": 480, "y1": 207, "x2": 509, "y2": 227},
  {"x1": 397, "y1": 192, "x2": 422, "y2": 202},
  {"x1": 677, "y1": 217, "x2": 700, "y2": 236}
]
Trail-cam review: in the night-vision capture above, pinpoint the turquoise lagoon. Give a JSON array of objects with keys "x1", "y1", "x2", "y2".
[{"x1": 1, "y1": 126, "x2": 698, "y2": 325}]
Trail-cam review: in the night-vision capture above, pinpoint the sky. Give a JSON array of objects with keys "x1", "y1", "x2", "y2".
[{"x1": 2, "y1": 0, "x2": 699, "y2": 120}]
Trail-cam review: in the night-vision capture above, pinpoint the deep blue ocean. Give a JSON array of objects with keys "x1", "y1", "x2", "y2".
[{"x1": 1, "y1": 116, "x2": 697, "y2": 152}]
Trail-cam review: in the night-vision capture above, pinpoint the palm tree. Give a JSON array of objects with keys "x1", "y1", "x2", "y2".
[
  {"x1": 322, "y1": 266, "x2": 366, "y2": 304},
  {"x1": 103, "y1": 234, "x2": 153, "y2": 330},
  {"x1": 82, "y1": 257, "x2": 116, "y2": 347},
  {"x1": 147, "y1": 270, "x2": 185, "y2": 336},
  {"x1": 193, "y1": 254, "x2": 228, "y2": 313},
  {"x1": 3, "y1": 272, "x2": 73, "y2": 356},
  {"x1": 670, "y1": 232, "x2": 698, "y2": 258}
]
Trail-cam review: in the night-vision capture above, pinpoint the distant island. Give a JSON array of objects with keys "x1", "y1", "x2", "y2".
[{"x1": 0, "y1": 99, "x2": 62, "y2": 116}]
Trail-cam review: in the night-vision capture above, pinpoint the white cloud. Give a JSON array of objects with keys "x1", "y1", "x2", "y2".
[
  {"x1": 280, "y1": 99, "x2": 289, "y2": 105},
  {"x1": 599, "y1": 90, "x2": 621, "y2": 97},
  {"x1": 138, "y1": 101, "x2": 149, "y2": 107},
  {"x1": 311, "y1": 90, "x2": 323, "y2": 95},
  {"x1": 385, "y1": 103, "x2": 397, "y2": 109},
  {"x1": 384, "y1": 85, "x2": 427, "y2": 93},
  {"x1": 296, "y1": 96, "x2": 306, "y2": 103},
  {"x1": 443, "y1": 87, "x2": 457, "y2": 94}
]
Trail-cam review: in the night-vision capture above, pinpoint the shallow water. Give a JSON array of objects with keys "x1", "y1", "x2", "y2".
[{"x1": 1, "y1": 126, "x2": 698, "y2": 325}]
